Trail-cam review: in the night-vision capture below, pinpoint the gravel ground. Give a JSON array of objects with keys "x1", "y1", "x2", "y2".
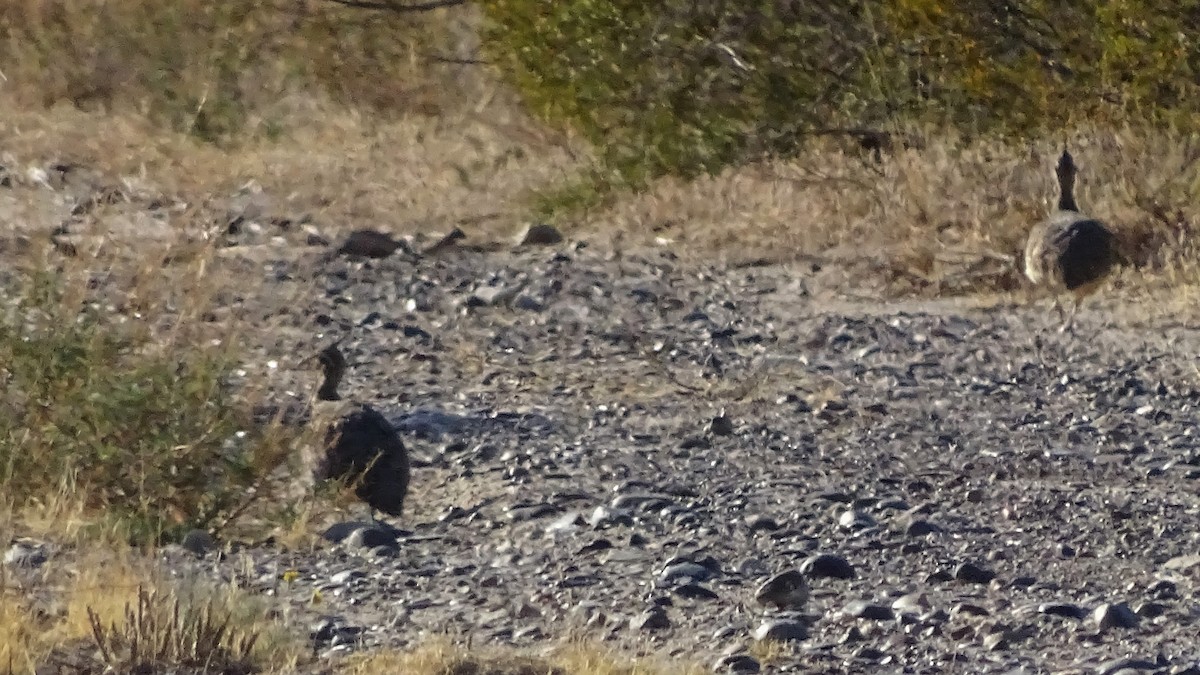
[
  {"x1": 163, "y1": 232, "x2": 1200, "y2": 675},
  {"x1": 7, "y1": 176, "x2": 1200, "y2": 674}
]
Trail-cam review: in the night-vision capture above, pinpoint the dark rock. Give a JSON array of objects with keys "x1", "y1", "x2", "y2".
[
  {"x1": 754, "y1": 570, "x2": 809, "y2": 610},
  {"x1": 344, "y1": 526, "x2": 400, "y2": 550},
  {"x1": 631, "y1": 607, "x2": 671, "y2": 631},
  {"x1": 709, "y1": 413, "x2": 735, "y2": 436},
  {"x1": 953, "y1": 562, "x2": 996, "y2": 585},
  {"x1": 673, "y1": 583, "x2": 720, "y2": 601},
  {"x1": 1097, "y1": 658, "x2": 1160, "y2": 675},
  {"x1": 744, "y1": 514, "x2": 780, "y2": 532},
  {"x1": 802, "y1": 553, "x2": 856, "y2": 580},
  {"x1": 752, "y1": 618, "x2": 808, "y2": 643},
  {"x1": 905, "y1": 518, "x2": 943, "y2": 537},
  {"x1": 508, "y1": 503, "x2": 562, "y2": 521},
  {"x1": 1094, "y1": 602, "x2": 1140, "y2": 630},
  {"x1": 179, "y1": 529, "x2": 216, "y2": 556},
  {"x1": 1038, "y1": 603, "x2": 1087, "y2": 620},
  {"x1": 843, "y1": 600, "x2": 894, "y2": 621},
  {"x1": 517, "y1": 223, "x2": 564, "y2": 246},
  {"x1": 660, "y1": 561, "x2": 713, "y2": 584},
  {"x1": 712, "y1": 653, "x2": 760, "y2": 674},
  {"x1": 1146, "y1": 579, "x2": 1178, "y2": 599},
  {"x1": 338, "y1": 229, "x2": 408, "y2": 258}
]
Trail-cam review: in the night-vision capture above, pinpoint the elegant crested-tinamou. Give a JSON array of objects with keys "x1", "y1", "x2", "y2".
[
  {"x1": 1023, "y1": 148, "x2": 1119, "y2": 333},
  {"x1": 310, "y1": 342, "x2": 410, "y2": 519}
]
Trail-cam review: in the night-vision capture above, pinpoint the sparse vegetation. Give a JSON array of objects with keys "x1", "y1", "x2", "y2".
[
  {"x1": 0, "y1": 262, "x2": 292, "y2": 543},
  {"x1": 4, "y1": 2, "x2": 1200, "y2": 674},
  {"x1": 482, "y1": 1, "x2": 1200, "y2": 184},
  {"x1": 88, "y1": 586, "x2": 258, "y2": 674},
  {"x1": 0, "y1": 0, "x2": 475, "y2": 143},
  {"x1": 0, "y1": 549, "x2": 299, "y2": 673}
]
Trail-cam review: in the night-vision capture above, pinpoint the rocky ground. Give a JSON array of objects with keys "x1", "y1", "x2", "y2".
[
  {"x1": 8, "y1": 172, "x2": 1200, "y2": 674},
  {"x1": 194, "y1": 231, "x2": 1200, "y2": 674}
]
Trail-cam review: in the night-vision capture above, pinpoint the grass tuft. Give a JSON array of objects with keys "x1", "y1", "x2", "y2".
[
  {"x1": 0, "y1": 549, "x2": 302, "y2": 673},
  {"x1": 87, "y1": 585, "x2": 258, "y2": 674},
  {"x1": 0, "y1": 0, "x2": 476, "y2": 143}
]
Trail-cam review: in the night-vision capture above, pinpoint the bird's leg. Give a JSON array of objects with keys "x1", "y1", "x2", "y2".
[
  {"x1": 1059, "y1": 297, "x2": 1081, "y2": 334},
  {"x1": 1051, "y1": 296, "x2": 1067, "y2": 326}
]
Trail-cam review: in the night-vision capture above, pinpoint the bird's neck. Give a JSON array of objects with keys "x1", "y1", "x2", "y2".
[
  {"x1": 1057, "y1": 181, "x2": 1078, "y2": 212},
  {"x1": 317, "y1": 381, "x2": 341, "y2": 402}
]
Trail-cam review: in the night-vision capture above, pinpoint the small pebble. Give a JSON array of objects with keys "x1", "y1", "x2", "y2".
[{"x1": 712, "y1": 653, "x2": 760, "y2": 674}]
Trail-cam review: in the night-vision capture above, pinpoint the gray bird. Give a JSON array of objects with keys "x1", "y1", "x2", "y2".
[
  {"x1": 310, "y1": 342, "x2": 410, "y2": 520},
  {"x1": 1023, "y1": 148, "x2": 1119, "y2": 333}
]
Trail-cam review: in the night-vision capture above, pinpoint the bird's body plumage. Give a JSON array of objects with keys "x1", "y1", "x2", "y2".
[
  {"x1": 317, "y1": 403, "x2": 410, "y2": 517},
  {"x1": 1023, "y1": 149, "x2": 1118, "y2": 332},
  {"x1": 311, "y1": 343, "x2": 410, "y2": 518},
  {"x1": 1024, "y1": 212, "x2": 1116, "y2": 291}
]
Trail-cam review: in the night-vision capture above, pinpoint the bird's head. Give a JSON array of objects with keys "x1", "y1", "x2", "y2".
[
  {"x1": 313, "y1": 341, "x2": 346, "y2": 402},
  {"x1": 1055, "y1": 148, "x2": 1077, "y2": 188}
]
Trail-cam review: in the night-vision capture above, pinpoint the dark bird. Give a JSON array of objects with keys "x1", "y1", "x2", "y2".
[
  {"x1": 1023, "y1": 148, "x2": 1119, "y2": 333},
  {"x1": 310, "y1": 342, "x2": 410, "y2": 520}
]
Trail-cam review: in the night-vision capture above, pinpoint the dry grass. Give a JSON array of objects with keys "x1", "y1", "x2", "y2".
[
  {"x1": 0, "y1": 533, "x2": 300, "y2": 673},
  {"x1": 746, "y1": 638, "x2": 792, "y2": 668},
  {"x1": 577, "y1": 126, "x2": 1200, "y2": 295},
  {"x1": 0, "y1": 93, "x2": 588, "y2": 248},
  {"x1": 340, "y1": 639, "x2": 704, "y2": 675},
  {"x1": 7, "y1": 85, "x2": 1200, "y2": 307},
  {"x1": 0, "y1": 0, "x2": 491, "y2": 141},
  {"x1": 0, "y1": 596, "x2": 36, "y2": 673},
  {"x1": 12, "y1": 98, "x2": 1200, "y2": 305}
]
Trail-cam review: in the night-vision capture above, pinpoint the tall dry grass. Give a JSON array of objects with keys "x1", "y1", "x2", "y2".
[
  {"x1": 575, "y1": 126, "x2": 1200, "y2": 298},
  {"x1": 0, "y1": 542, "x2": 301, "y2": 673},
  {"x1": 0, "y1": 0, "x2": 487, "y2": 142}
]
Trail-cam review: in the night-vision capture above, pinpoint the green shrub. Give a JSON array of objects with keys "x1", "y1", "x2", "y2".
[
  {"x1": 481, "y1": 0, "x2": 882, "y2": 185},
  {"x1": 482, "y1": 0, "x2": 1200, "y2": 189},
  {"x1": 0, "y1": 270, "x2": 279, "y2": 541},
  {"x1": 885, "y1": 0, "x2": 1200, "y2": 133}
]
